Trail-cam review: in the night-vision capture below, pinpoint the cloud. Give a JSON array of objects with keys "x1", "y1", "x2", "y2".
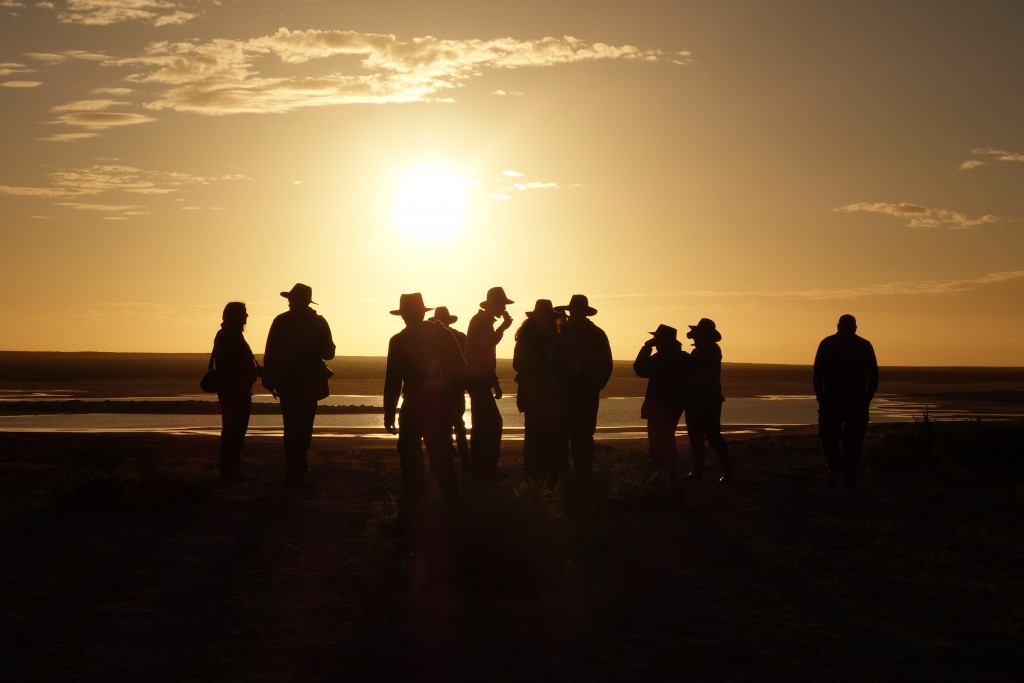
[
  {"x1": 56, "y1": 0, "x2": 197, "y2": 27},
  {"x1": 492, "y1": 89, "x2": 524, "y2": 97},
  {"x1": 38, "y1": 132, "x2": 102, "y2": 142},
  {"x1": 56, "y1": 201, "x2": 148, "y2": 212},
  {"x1": 92, "y1": 86, "x2": 135, "y2": 95},
  {"x1": 960, "y1": 147, "x2": 1024, "y2": 169},
  {"x1": 50, "y1": 99, "x2": 130, "y2": 112},
  {"x1": 25, "y1": 53, "x2": 68, "y2": 65},
  {"x1": 607, "y1": 271, "x2": 1024, "y2": 302},
  {"x1": 1, "y1": 163, "x2": 248, "y2": 199},
  {"x1": 833, "y1": 202, "x2": 998, "y2": 229},
  {"x1": 53, "y1": 111, "x2": 158, "y2": 128},
  {"x1": 1, "y1": 80, "x2": 43, "y2": 87},
  {"x1": 112, "y1": 28, "x2": 690, "y2": 116}
]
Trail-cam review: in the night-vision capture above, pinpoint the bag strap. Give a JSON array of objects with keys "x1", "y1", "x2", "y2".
[{"x1": 208, "y1": 348, "x2": 216, "y2": 371}]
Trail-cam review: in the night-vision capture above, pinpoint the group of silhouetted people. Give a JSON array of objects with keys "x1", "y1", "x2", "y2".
[
  {"x1": 209, "y1": 282, "x2": 878, "y2": 496},
  {"x1": 208, "y1": 283, "x2": 335, "y2": 488},
  {"x1": 383, "y1": 289, "x2": 614, "y2": 503}
]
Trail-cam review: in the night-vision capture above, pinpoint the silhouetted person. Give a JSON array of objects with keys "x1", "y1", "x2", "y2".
[
  {"x1": 212, "y1": 301, "x2": 259, "y2": 481},
  {"x1": 385, "y1": 293, "x2": 467, "y2": 503},
  {"x1": 633, "y1": 324, "x2": 689, "y2": 477},
  {"x1": 513, "y1": 299, "x2": 568, "y2": 484},
  {"x1": 262, "y1": 283, "x2": 336, "y2": 489},
  {"x1": 555, "y1": 294, "x2": 613, "y2": 477},
  {"x1": 813, "y1": 314, "x2": 879, "y2": 491},
  {"x1": 429, "y1": 306, "x2": 470, "y2": 472},
  {"x1": 465, "y1": 286, "x2": 514, "y2": 482},
  {"x1": 682, "y1": 318, "x2": 733, "y2": 483}
]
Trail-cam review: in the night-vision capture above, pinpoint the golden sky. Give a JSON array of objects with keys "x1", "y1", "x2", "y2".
[{"x1": 1, "y1": 1, "x2": 1022, "y2": 365}]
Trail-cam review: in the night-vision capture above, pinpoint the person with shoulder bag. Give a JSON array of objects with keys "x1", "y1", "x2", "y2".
[{"x1": 211, "y1": 301, "x2": 260, "y2": 481}]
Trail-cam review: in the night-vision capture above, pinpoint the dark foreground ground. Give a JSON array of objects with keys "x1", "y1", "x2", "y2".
[{"x1": 1, "y1": 425, "x2": 1022, "y2": 682}]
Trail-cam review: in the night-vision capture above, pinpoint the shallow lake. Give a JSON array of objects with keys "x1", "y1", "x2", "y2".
[{"x1": 0, "y1": 393, "x2": 986, "y2": 439}]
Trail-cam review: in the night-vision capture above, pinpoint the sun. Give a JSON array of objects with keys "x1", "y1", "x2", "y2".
[{"x1": 394, "y1": 163, "x2": 470, "y2": 239}]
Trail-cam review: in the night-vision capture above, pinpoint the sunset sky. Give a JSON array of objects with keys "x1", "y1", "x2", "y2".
[{"x1": 2, "y1": 1, "x2": 1022, "y2": 366}]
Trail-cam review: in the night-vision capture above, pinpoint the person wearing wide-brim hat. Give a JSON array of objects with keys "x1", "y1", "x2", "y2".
[
  {"x1": 681, "y1": 317, "x2": 733, "y2": 483},
  {"x1": 263, "y1": 283, "x2": 336, "y2": 489},
  {"x1": 514, "y1": 299, "x2": 569, "y2": 484},
  {"x1": 428, "y1": 306, "x2": 471, "y2": 472},
  {"x1": 465, "y1": 286, "x2": 515, "y2": 482},
  {"x1": 384, "y1": 293, "x2": 467, "y2": 502},
  {"x1": 633, "y1": 324, "x2": 690, "y2": 477},
  {"x1": 554, "y1": 293, "x2": 613, "y2": 477}
]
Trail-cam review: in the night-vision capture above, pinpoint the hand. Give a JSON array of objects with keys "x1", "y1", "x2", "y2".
[
  {"x1": 385, "y1": 421, "x2": 396, "y2": 435},
  {"x1": 493, "y1": 384, "x2": 503, "y2": 399},
  {"x1": 644, "y1": 339, "x2": 656, "y2": 349}
]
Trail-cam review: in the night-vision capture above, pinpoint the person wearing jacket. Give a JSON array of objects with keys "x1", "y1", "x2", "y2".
[
  {"x1": 262, "y1": 283, "x2": 336, "y2": 489},
  {"x1": 212, "y1": 301, "x2": 259, "y2": 481},
  {"x1": 813, "y1": 314, "x2": 879, "y2": 491},
  {"x1": 429, "y1": 306, "x2": 471, "y2": 472},
  {"x1": 513, "y1": 299, "x2": 567, "y2": 484},
  {"x1": 385, "y1": 293, "x2": 467, "y2": 503},
  {"x1": 682, "y1": 318, "x2": 733, "y2": 483},
  {"x1": 633, "y1": 324, "x2": 689, "y2": 477},
  {"x1": 555, "y1": 294, "x2": 613, "y2": 478},
  {"x1": 464, "y1": 286, "x2": 514, "y2": 482}
]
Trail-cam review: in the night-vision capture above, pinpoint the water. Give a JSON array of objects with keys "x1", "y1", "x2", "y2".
[{"x1": 0, "y1": 393, "x2": 984, "y2": 438}]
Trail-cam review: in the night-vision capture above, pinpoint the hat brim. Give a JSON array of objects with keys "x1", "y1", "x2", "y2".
[
  {"x1": 281, "y1": 291, "x2": 317, "y2": 305},
  {"x1": 563, "y1": 305, "x2": 597, "y2": 316},
  {"x1": 686, "y1": 327, "x2": 721, "y2": 342},
  {"x1": 391, "y1": 306, "x2": 433, "y2": 316}
]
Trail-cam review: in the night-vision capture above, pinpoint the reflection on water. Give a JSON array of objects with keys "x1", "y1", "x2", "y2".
[{"x1": 0, "y1": 393, "x2": 1002, "y2": 437}]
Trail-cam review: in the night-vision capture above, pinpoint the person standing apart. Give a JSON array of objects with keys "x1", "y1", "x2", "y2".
[
  {"x1": 555, "y1": 294, "x2": 613, "y2": 478},
  {"x1": 429, "y1": 306, "x2": 471, "y2": 472},
  {"x1": 262, "y1": 283, "x2": 336, "y2": 489},
  {"x1": 385, "y1": 293, "x2": 467, "y2": 503},
  {"x1": 633, "y1": 324, "x2": 689, "y2": 478},
  {"x1": 813, "y1": 314, "x2": 879, "y2": 491},
  {"x1": 682, "y1": 318, "x2": 733, "y2": 483},
  {"x1": 513, "y1": 299, "x2": 567, "y2": 484},
  {"x1": 465, "y1": 286, "x2": 514, "y2": 482},
  {"x1": 212, "y1": 302, "x2": 259, "y2": 481}
]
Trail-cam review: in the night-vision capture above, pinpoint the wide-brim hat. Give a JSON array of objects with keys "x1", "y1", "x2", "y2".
[
  {"x1": 281, "y1": 283, "x2": 316, "y2": 305},
  {"x1": 480, "y1": 286, "x2": 514, "y2": 310},
  {"x1": 429, "y1": 306, "x2": 458, "y2": 325},
  {"x1": 391, "y1": 292, "x2": 433, "y2": 316},
  {"x1": 686, "y1": 317, "x2": 721, "y2": 342},
  {"x1": 649, "y1": 324, "x2": 680, "y2": 344},
  {"x1": 525, "y1": 299, "x2": 556, "y2": 319},
  {"x1": 560, "y1": 293, "x2": 597, "y2": 316}
]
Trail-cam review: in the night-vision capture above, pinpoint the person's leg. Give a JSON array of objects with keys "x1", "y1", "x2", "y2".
[
  {"x1": 218, "y1": 391, "x2": 250, "y2": 478},
  {"x1": 397, "y1": 406, "x2": 428, "y2": 503},
  {"x1": 683, "y1": 407, "x2": 707, "y2": 479},
  {"x1": 818, "y1": 400, "x2": 843, "y2": 486},
  {"x1": 703, "y1": 403, "x2": 732, "y2": 481},
  {"x1": 424, "y1": 417, "x2": 459, "y2": 499},
  {"x1": 570, "y1": 390, "x2": 598, "y2": 477},
  {"x1": 453, "y1": 392, "x2": 470, "y2": 472},
  {"x1": 841, "y1": 401, "x2": 870, "y2": 490},
  {"x1": 468, "y1": 387, "x2": 502, "y2": 481}
]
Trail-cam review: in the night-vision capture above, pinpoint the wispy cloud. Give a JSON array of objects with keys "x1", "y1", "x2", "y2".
[
  {"x1": 56, "y1": 0, "x2": 198, "y2": 27},
  {"x1": 111, "y1": 28, "x2": 690, "y2": 116},
  {"x1": 605, "y1": 271, "x2": 1024, "y2": 302},
  {"x1": 0, "y1": 163, "x2": 248, "y2": 205},
  {"x1": 56, "y1": 201, "x2": 148, "y2": 212},
  {"x1": 50, "y1": 99, "x2": 130, "y2": 112},
  {"x1": 38, "y1": 132, "x2": 102, "y2": 142},
  {"x1": 833, "y1": 202, "x2": 998, "y2": 229},
  {"x1": 959, "y1": 147, "x2": 1024, "y2": 170},
  {"x1": 1, "y1": 80, "x2": 44, "y2": 88},
  {"x1": 52, "y1": 111, "x2": 158, "y2": 128}
]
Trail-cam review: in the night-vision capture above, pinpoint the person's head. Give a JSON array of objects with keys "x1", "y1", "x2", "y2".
[
  {"x1": 391, "y1": 292, "x2": 431, "y2": 326},
  {"x1": 480, "y1": 286, "x2": 514, "y2": 315},
  {"x1": 686, "y1": 318, "x2": 721, "y2": 347},
  {"x1": 837, "y1": 314, "x2": 857, "y2": 335},
  {"x1": 281, "y1": 283, "x2": 315, "y2": 310},
  {"x1": 649, "y1": 324, "x2": 680, "y2": 351},
  {"x1": 429, "y1": 306, "x2": 458, "y2": 328},
  {"x1": 560, "y1": 294, "x2": 597, "y2": 318},
  {"x1": 222, "y1": 301, "x2": 248, "y2": 330}
]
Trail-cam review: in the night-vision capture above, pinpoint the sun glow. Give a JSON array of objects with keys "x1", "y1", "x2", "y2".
[{"x1": 394, "y1": 163, "x2": 471, "y2": 239}]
